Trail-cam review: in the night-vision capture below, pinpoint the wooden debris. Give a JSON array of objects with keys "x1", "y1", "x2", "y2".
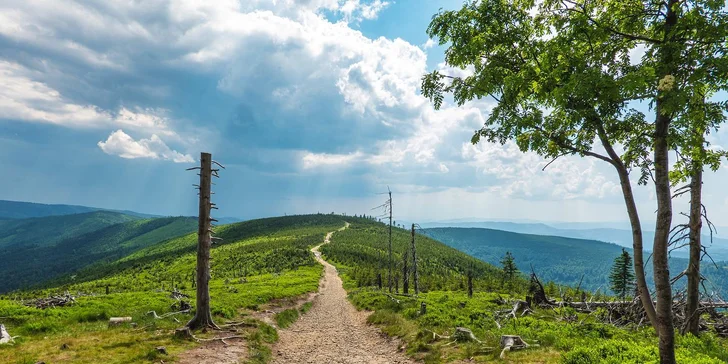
[
  {"x1": 108, "y1": 317, "x2": 132, "y2": 326},
  {"x1": 155, "y1": 346, "x2": 168, "y2": 355},
  {"x1": 25, "y1": 292, "x2": 75, "y2": 309},
  {"x1": 500, "y1": 335, "x2": 530, "y2": 359},
  {"x1": 0, "y1": 324, "x2": 15, "y2": 344},
  {"x1": 147, "y1": 309, "x2": 190, "y2": 320}
]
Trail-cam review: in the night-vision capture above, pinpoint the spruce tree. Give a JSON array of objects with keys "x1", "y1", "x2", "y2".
[
  {"x1": 500, "y1": 251, "x2": 518, "y2": 284},
  {"x1": 609, "y1": 249, "x2": 636, "y2": 301}
]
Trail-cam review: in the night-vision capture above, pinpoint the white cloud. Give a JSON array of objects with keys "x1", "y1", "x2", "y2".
[
  {"x1": 97, "y1": 129, "x2": 194, "y2": 163},
  {"x1": 302, "y1": 151, "x2": 365, "y2": 169},
  {"x1": 422, "y1": 39, "x2": 436, "y2": 50},
  {"x1": 461, "y1": 141, "x2": 621, "y2": 200}
]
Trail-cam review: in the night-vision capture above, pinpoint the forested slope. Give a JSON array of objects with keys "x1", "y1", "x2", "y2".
[
  {"x1": 424, "y1": 227, "x2": 728, "y2": 294},
  {"x1": 1, "y1": 215, "x2": 198, "y2": 293}
]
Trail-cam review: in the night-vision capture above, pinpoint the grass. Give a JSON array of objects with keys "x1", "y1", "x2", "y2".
[
  {"x1": 274, "y1": 309, "x2": 300, "y2": 329},
  {"x1": 0, "y1": 214, "x2": 352, "y2": 363}
]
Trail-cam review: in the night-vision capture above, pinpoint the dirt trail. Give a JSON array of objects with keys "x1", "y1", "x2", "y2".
[{"x1": 272, "y1": 223, "x2": 415, "y2": 364}]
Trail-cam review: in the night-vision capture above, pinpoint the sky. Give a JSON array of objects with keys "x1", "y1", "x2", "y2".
[{"x1": 1, "y1": 0, "x2": 728, "y2": 227}]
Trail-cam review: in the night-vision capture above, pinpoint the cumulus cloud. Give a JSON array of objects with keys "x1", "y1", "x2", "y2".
[
  {"x1": 97, "y1": 129, "x2": 194, "y2": 163},
  {"x1": 0, "y1": 0, "x2": 627, "y2": 202}
]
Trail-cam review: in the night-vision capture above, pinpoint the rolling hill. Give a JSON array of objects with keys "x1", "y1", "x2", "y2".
[
  {"x1": 0, "y1": 213, "x2": 198, "y2": 293},
  {"x1": 423, "y1": 227, "x2": 728, "y2": 295},
  {"x1": 0, "y1": 211, "x2": 140, "y2": 249},
  {"x1": 0, "y1": 199, "x2": 159, "y2": 220},
  {"x1": 419, "y1": 220, "x2": 728, "y2": 261}
]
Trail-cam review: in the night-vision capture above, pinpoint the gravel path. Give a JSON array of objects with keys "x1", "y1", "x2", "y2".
[{"x1": 272, "y1": 223, "x2": 415, "y2": 364}]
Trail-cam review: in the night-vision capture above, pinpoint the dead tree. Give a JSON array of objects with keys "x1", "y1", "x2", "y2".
[
  {"x1": 185, "y1": 152, "x2": 224, "y2": 331},
  {"x1": 388, "y1": 189, "x2": 393, "y2": 293},
  {"x1": 402, "y1": 249, "x2": 410, "y2": 294},
  {"x1": 467, "y1": 270, "x2": 474, "y2": 298},
  {"x1": 411, "y1": 223, "x2": 419, "y2": 295}
]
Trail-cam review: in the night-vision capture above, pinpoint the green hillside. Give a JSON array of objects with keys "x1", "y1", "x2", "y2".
[
  {"x1": 322, "y1": 224, "x2": 728, "y2": 363},
  {"x1": 0, "y1": 200, "x2": 100, "y2": 219},
  {"x1": 423, "y1": 227, "x2": 728, "y2": 295},
  {"x1": 0, "y1": 214, "x2": 349, "y2": 363},
  {"x1": 322, "y1": 220, "x2": 520, "y2": 293},
  {"x1": 1, "y1": 216, "x2": 198, "y2": 293},
  {"x1": 0, "y1": 211, "x2": 140, "y2": 249}
]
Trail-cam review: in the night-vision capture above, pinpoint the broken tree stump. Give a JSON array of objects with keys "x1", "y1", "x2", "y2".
[
  {"x1": 174, "y1": 327, "x2": 194, "y2": 341},
  {"x1": 1, "y1": 324, "x2": 14, "y2": 344},
  {"x1": 500, "y1": 335, "x2": 531, "y2": 359}
]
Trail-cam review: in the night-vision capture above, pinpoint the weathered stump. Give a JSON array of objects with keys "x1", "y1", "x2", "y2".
[
  {"x1": 0, "y1": 324, "x2": 14, "y2": 344},
  {"x1": 500, "y1": 335, "x2": 530, "y2": 359}
]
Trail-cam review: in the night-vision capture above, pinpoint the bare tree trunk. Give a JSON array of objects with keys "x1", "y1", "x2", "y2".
[
  {"x1": 684, "y1": 150, "x2": 704, "y2": 336},
  {"x1": 403, "y1": 249, "x2": 409, "y2": 295},
  {"x1": 186, "y1": 152, "x2": 218, "y2": 330},
  {"x1": 388, "y1": 190, "x2": 393, "y2": 293},
  {"x1": 467, "y1": 271, "x2": 473, "y2": 298},
  {"x1": 411, "y1": 223, "x2": 419, "y2": 295}
]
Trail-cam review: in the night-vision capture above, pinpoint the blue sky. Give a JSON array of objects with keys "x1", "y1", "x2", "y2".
[{"x1": 1, "y1": 0, "x2": 728, "y2": 227}]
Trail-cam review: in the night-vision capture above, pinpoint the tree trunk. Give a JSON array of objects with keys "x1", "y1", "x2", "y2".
[
  {"x1": 186, "y1": 152, "x2": 218, "y2": 330},
  {"x1": 411, "y1": 223, "x2": 419, "y2": 295},
  {"x1": 652, "y1": 2, "x2": 678, "y2": 362},
  {"x1": 684, "y1": 149, "x2": 704, "y2": 336},
  {"x1": 654, "y1": 111, "x2": 675, "y2": 364},
  {"x1": 467, "y1": 272, "x2": 473, "y2": 298},
  {"x1": 403, "y1": 249, "x2": 410, "y2": 295},
  {"x1": 388, "y1": 191, "x2": 393, "y2": 293},
  {"x1": 609, "y1": 162, "x2": 658, "y2": 330}
]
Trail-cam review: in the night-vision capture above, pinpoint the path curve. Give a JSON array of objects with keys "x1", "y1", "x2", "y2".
[{"x1": 272, "y1": 222, "x2": 415, "y2": 364}]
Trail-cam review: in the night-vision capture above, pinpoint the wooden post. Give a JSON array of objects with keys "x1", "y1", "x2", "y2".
[
  {"x1": 185, "y1": 152, "x2": 219, "y2": 330},
  {"x1": 411, "y1": 223, "x2": 419, "y2": 295},
  {"x1": 388, "y1": 190, "x2": 393, "y2": 293}
]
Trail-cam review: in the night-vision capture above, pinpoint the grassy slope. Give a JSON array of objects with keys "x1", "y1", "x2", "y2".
[
  {"x1": 0, "y1": 214, "x2": 349, "y2": 363},
  {"x1": 1, "y1": 216, "x2": 198, "y2": 293},
  {"x1": 326, "y1": 221, "x2": 728, "y2": 363}
]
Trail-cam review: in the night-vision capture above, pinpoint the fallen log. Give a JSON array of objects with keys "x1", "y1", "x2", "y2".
[{"x1": 108, "y1": 317, "x2": 133, "y2": 326}]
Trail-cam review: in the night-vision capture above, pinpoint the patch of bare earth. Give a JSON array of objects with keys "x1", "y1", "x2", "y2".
[{"x1": 272, "y1": 224, "x2": 415, "y2": 364}]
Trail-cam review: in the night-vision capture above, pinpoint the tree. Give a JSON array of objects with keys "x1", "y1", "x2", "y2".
[
  {"x1": 609, "y1": 249, "x2": 636, "y2": 301},
  {"x1": 422, "y1": 1, "x2": 727, "y2": 361},
  {"x1": 500, "y1": 251, "x2": 518, "y2": 283},
  {"x1": 186, "y1": 152, "x2": 222, "y2": 331}
]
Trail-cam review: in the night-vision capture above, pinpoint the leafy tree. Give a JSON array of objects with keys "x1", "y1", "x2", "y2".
[
  {"x1": 422, "y1": 1, "x2": 727, "y2": 361},
  {"x1": 609, "y1": 249, "x2": 636, "y2": 301},
  {"x1": 500, "y1": 251, "x2": 518, "y2": 283}
]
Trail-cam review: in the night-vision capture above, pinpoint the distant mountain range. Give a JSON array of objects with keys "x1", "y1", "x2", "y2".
[
  {"x1": 418, "y1": 220, "x2": 728, "y2": 261},
  {"x1": 423, "y1": 227, "x2": 728, "y2": 294}
]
